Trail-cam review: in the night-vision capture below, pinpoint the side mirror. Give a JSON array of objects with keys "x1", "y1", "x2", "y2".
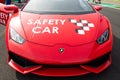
[
  {"x1": 94, "y1": 5, "x2": 102, "y2": 11},
  {"x1": 4, "y1": 5, "x2": 18, "y2": 13}
]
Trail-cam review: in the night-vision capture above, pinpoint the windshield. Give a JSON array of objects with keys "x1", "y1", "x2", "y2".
[{"x1": 23, "y1": 0, "x2": 95, "y2": 14}]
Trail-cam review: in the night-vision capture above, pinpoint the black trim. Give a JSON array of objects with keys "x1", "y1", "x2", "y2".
[
  {"x1": 22, "y1": 10, "x2": 95, "y2": 15},
  {"x1": 9, "y1": 52, "x2": 39, "y2": 68},
  {"x1": 84, "y1": 53, "x2": 111, "y2": 67}
]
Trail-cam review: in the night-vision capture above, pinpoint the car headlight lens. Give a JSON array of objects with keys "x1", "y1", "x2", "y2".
[
  {"x1": 10, "y1": 28, "x2": 25, "y2": 44},
  {"x1": 97, "y1": 29, "x2": 109, "y2": 44}
]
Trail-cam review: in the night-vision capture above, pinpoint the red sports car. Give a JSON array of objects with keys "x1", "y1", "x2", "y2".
[{"x1": 0, "y1": 0, "x2": 112, "y2": 77}]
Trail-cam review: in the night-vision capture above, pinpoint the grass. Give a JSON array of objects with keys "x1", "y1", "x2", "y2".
[
  {"x1": 103, "y1": 0, "x2": 120, "y2": 6},
  {"x1": 89, "y1": 0, "x2": 120, "y2": 8},
  {"x1": 104, "y1": 0, "x2": 120, "y2": 1},
  {"x1": 103, "y1": 0, "x2": 120, "y2": 3}
]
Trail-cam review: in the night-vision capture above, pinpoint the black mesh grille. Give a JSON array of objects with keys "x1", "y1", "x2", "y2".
[
  {"x1": 9, "y1": 52, "x2": 39, "y2": 68},
  {"x1": 43, "y1": 64, "x2": 80, "y2": 68},
  {"x1": 85, "y1": 53, "x2": 110, "y2": 67}
]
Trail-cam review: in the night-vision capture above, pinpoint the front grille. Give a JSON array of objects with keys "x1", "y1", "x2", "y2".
[
  {"x1": 9, "y1": 52, "x2": 80, "y2": 69},
  {"x1": 9, "y1": 51, "x2": 110, "y2": 69},
  {"x1": 9, "y1": 52, "x2": 39, "y2": 68},
  {"x1": 43, "y1": 64, "x2": 80, "y2": 68},
  {"x1": 85, "y1": 53, "x2": 110, "y2": 67}
]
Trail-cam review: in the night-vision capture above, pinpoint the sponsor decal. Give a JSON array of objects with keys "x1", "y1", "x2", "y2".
[{"x1": 0, "y1": 12, "x2": 8, "y2": 25}]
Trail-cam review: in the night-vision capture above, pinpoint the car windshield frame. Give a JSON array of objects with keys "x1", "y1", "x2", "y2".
[{"x1": 22, "y1": 0, "x2": 95, "y2": 14}]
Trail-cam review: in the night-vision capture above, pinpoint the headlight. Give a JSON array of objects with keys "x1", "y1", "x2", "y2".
[
  {"x1": 97, "y1": 29, "x2": 109, "y2": 44},
  {"x1": 10, "y1": 28, "x2": 25, "y2": 44}
]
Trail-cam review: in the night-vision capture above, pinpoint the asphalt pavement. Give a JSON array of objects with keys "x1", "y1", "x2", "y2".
[{"x1": 0, "y1": 7, "x2": 120, "y2": 80}]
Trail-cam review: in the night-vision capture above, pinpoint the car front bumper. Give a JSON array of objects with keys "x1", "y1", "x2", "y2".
[
  {"x1": 7, "y1": 36, "x2": 112, "y2": 76},
  {"x1": 8, "y1": 52, "x2": 111, "y2": 76}
]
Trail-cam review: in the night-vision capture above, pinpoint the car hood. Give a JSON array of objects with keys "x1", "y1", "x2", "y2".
[{"x1": 20, "y1": 12, "x2": 100, "y2": 46}]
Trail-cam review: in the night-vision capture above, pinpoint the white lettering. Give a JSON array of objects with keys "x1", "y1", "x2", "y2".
[
  {"x1": 27, "y1": 19, "x2": 33, "y2": 25},
  {"x1": 0, "y1": 12, "x2": 8, "y2": 25},
  {"x1": 42, "y1": 19, "x2": 48, "y2": 25},
  {"x1": 55, "y1": 19, "x2": 59, "y2": 25},
  {"x1": 32, "y1": 26, "x2": 41, "y2": 34},
  {"x1": 32, "y1": 26, "x2": 59, "y2": 34},
  {"x1": 60, "y1": 19, "x2": 66, "y2": 25},
  {"x1": 33, "y1": 20, "x2": 41, "y2": 25},
  {"x1": 29, "y1": 19, "x2": 66, "y2": 34},
  {"x1": 27, "y1": 19, "x2": 66, "y2": 25},
  {"x1": 52, "y1": 27, "x2": 59, "y2": 34},
  {"x1": 42, "y1": 27, "x2": 51, "y2": 33},
  {"x1": 0, "y1": 13, "x2": 8, "y2": 20},
  {"x1": 48, "y1": 19, "x2": 54, "y2": 25}
]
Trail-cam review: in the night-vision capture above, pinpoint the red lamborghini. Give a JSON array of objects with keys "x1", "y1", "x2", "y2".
[{"x1": 0, "y1": 0, "x2": 112, "y2": 77}]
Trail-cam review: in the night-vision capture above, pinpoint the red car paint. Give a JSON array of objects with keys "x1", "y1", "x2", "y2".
[
  {"x1": 0, "y1": 0, "x2": 112, "y2": 77},
  {"x1": 0, "y1": 0, "x2": 4, "y2": 4}
]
